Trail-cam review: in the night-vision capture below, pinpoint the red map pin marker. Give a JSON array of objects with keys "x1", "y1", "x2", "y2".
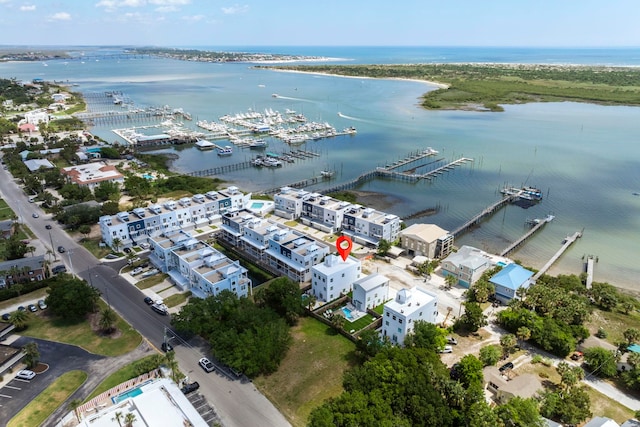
[{"x1": 336, "y1": 236, "x2": 353, "y2": 261}]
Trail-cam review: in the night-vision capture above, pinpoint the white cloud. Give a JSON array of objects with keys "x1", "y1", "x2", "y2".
[
  {"x1": 96, "y1": 0, "x2": 146, "y2": 9},
  {"x1": 49, "y1": 12, "x2": 71, "y2": 21},
  {"x1": 182, "y1": 14, "x2": 204, "y2": 21},
  {"x1": 149, "y1": 0, "x2": 190, "y2": 4},
  {"x1": 20, "y1": 5, "x2": 36, "y2": 11},
  {"x1": 155, "y1": 6, "x2": 177, "y2": 13},
  {"x1": 221, "y1": 4, "x2": 249, "y2": 15}
]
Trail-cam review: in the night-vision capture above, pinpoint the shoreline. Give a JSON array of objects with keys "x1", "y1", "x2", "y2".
[{"x1": 265, "y1": 67, "x2": 450, "y2": 89}]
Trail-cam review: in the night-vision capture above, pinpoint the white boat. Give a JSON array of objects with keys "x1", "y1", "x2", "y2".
[
  {"x1": 272, "y1": 93, "x2": 279, "y2": 98},
  {"x1": 249, "y1": 139, "x2": 268, "y2": 149},
  {"x1": 217, "y1": 146, "x2": 233, "y2": 156},
  {"x1": 320, "y1": 170, "x2": 335, "y2": 178}
]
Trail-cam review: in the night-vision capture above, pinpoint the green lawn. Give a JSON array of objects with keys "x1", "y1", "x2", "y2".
[
  {"x1": 22, "y1": 301, "x2": 142, "y2": 357},
  {"x1": 253, "y1": 316, "x2": 357, "y2": 427},
  {"x1": 586, "y1": 308, "x2": 640, "y2": 346},
  {"x1": 345, "y1": 313, "x2": 374, "y2": 332},
  {"x1": 135, "y1": 274, "x2": 168, "y2": 290},
  {"x1": 80, "y1": 237, "x2": 112, "y2": 259},
  {"x1": 164, "y1": 292, "x2": 191, "y2": 308},
  {"x1": 8, "y1": 370, "x2": 87, "y2": 427},
  {"x1": 0, "y1": 199, "x2": 15, "y2": 220},
  {"x1": 83, "y1": 355, "x2": 160, "y2": 402}
]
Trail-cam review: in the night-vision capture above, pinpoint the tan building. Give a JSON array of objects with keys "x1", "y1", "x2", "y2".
[
  {"x1": 483, "y1": 366, "x2": 542, "y2": 404},
  {"x1": 399, "y1": 223, "x2": 453, "y2": 259}
]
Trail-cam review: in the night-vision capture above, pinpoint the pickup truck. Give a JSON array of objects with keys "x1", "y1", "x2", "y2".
[{"x1": 151, "y1": 303, "x2": 168, "y2": 315}]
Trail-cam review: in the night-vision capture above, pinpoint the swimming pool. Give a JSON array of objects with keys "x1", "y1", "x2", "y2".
[
  {"x1": 250, "y1": 202, "x2": 264, "y2": 209},
  {"x1": 111, "y1": 379, "x2": 153, "y2": 404},
  {"x1": 142, "y1": 173, "x2": 154, "y2": 180},
  {"x1": 341, "y1": 307, "x2": 354, "y2": 320},
  {"x1": 497, "y1": 261, "x2": 507, "y2": 267}
]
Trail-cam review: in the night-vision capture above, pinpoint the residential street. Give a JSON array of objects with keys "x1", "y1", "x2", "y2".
[{"x1": 0, "y1": 165, "x2": 290, "y2": 427}]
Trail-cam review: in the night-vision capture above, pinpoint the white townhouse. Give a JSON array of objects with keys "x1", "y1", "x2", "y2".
[
  {"x1": 300, "y1": 193, "x2": 352, "y2": 233},
  {"x1": 99, "y1": 188, "x2": 250, "y2": 249},
  {"x1": 274, "y1": 187, "x2": 309, "y2": 219},
  {"x1": 148, "y1": 230, "x2": 251, "y2": 299},
  {"x1": 265, "y1": 228, "x2": 329, "y2": 283},
  {"x1": 382, "y1": 286, "x2": 439, "y2": 346},
  {"x1": 311, "y1": 254, "x2": 361, "y2": 302},
  {"x1": 352, "y1": 273, "x2": 390, "y2": 311},
  {"x1": 341, "y1": 205, "x2": 401, "y2": 247}
]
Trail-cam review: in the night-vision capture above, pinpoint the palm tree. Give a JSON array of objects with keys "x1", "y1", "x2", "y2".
[
  {"x1": 112, "y1": 411, "x2": 123, "y2": 427},
  {"x1": 124, "y1": 412, "x2": 137, "y2": 427},
  {"x1": 68, "y1": 398, "x2": 83, "y2": 423},
  {"x1": 22, "y1": 341, "x2": 40, "y2": 368},
  {"x1": 516, "y1": 326, "x2": 531, "y2": 348},
  {"x1": 306, "y1": 294, "x2": 317, "y2": 311},
  {"x1": 112, "y1": 237, "x2": 122, "y2": 253},
  {"x1": 9, "y1": 309, "x2": 29, "y2": 330},
  {"x1": 165, "y1": 349, "x2": 182, "y2": 384},
  {"x1": 99, "y1": 307, "x2": 117, "y2": 334},
  {"x1": 331, "y1": 313, "x2": 346, "y2": 331}
]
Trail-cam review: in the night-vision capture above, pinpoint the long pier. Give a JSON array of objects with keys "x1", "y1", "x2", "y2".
[
  {"x1": 451, "y1": 196, "x2": 513, "y2": 238},
  {"x1": 385, "y1": 148, "x2": 439, "y2": 171},
  {"x1": 499, "y1": 215, "x2": 555, "y2": 257},
  {"x1": 532, "y1": 231, "x2": 583, "y2": 281},
  {"x1": 585, "y1": 255, "x2": 595, "y2": 289},
  {"x1": 186, "y1": 161, "x2": 254, "y2": 177}
]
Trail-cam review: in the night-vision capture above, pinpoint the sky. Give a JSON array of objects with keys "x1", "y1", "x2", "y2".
[{"x1": 0, "y1": 0, "x2": 638, "y2": 47}]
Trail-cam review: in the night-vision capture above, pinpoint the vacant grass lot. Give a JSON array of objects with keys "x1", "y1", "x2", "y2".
[
  {"x1": 8, "y1": 370, "x2": 87, "y2": 427},
  {"x1": 586, "y1": 308, "x2": 640, "y2": 346},
  {"x1": 23, "y1": 301, "x2": 142, "y2": 357},
  {"x1": 253, "y1": 317, "x2": 356, "y2": 427},
  {"x1": 135, "y1": 273, "x2": 168, "y2": 290}
]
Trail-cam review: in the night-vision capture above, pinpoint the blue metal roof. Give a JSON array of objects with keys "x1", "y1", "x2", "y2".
[{"x1": 490, "y1": 263, "x2": 533, "y2": 290}]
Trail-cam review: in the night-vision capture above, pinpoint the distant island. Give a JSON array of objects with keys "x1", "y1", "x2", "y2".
[
  {"x1": 125, "y1": 47, "x2": 331, "y2": 63},
  {"x1": 261, "y1": 63, "x2": 640, "y2": 111}
]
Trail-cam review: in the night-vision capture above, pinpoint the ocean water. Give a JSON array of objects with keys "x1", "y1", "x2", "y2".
[{"x1": 1, "y1": 46, "x2": 638, "y2": 289}]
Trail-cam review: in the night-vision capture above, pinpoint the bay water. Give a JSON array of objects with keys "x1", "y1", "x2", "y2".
[{"x1": 1, "y1": 47, "x2": 638, "y2": 289}]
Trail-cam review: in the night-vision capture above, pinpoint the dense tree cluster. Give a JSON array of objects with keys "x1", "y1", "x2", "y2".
[
  {"x1": 171, "y1": 289, "x2": 293, "y2": 377},
  {"x1": 45, "y1": 276, "x2": 101, "y2": 321},
  {"x1": 253, "y1": 277, "x2": 304, "y2": 325}
]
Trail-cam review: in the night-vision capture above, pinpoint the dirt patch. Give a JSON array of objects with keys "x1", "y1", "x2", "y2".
[
  {"x1": 32, "y1": 362, "x2": 49, "y2": 374},
  {"x1": 87, "y1": 311, "x2": 123, "y2": 339}
]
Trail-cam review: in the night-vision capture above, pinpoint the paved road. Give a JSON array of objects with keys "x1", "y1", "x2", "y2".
[{"x1": 0, "y1": 166, "x2": 291, "y2": 427}]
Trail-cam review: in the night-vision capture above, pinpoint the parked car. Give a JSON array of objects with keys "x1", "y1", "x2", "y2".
[
  {"x1": 17, "y1": 306, "x2": 26, "y2": 312},
  {"x1": 181, "y1": 381, "x2": 200, "y2": 395},
  {"x1": 447, "y1": 336, "x2": 458, "y2": 345},
  {"x1": 131, "y1": 267, "x2": 144, "y2": 276},
  {"x1": 199, "y1": 357, "x2": 215, "y2": 373},
  {"x1": 571, "y1": 351, "x2": 584, "y2": 361},
  {"x1": 16, "y1": 369, "x2": 36, "y2": 380},
  {"x1": 143, "y1": 296, "x2": 154, "y2": 305},
  {"x1": 45, "y1": 224, "x2": 52, "y2": 229},
  {"x1": 499, "y1": 362, "x2": 514, "y2": 372},
  {"x1": 57, "y1": 246, "x2": 66, "y2": 253},
  {"x1": 1, "y1": 313, "x2": 10, "y2": 321},
  {"x1": 32, "y1": 213, "x2": 39, "y2": 218},
  {"x1": 52, "y1": 265, "x2": 67, "y2": 274},
  {"x1": 28, "y1": 304, "x2": 37, "y2": 312},
  {"x1": 151, "y1": 303, "x2": 168, "y2": 316},
  {"x1": 161, "y1": 342, "x2": 174, "y2": 352},
  {"x1": 123, "y1": 247, "x2": 132, "y2": 254},
  {"x1": 229, "y1": 367, "x2": 243, "y2": 379},
  {"x1": 37, "y1": 300, "x2": 47, "y2": 310},
  {"x1": 438, "y1": 345, "x2": 453, "y2": 354},
  {"x1": 139, "y1": 242, "x2": 150, "y2": 249}
]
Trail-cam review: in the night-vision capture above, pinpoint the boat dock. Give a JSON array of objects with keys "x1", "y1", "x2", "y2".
[
  {"x1": 532, "y1": 230, "x2": 583, "y2": 281},
  {"x1": 451, "y1": 196, "x2": 514, "y2": 238},
  {"x1": 499, "y1": 214, "x2": 555, "y2": 257},
  {"x1": 585, "y1": 255, "x2": 596, "y2": 289},
  {"x1": 384, "y1": 148, "x2": 439, "y2": 171},
  {"x1": 186, "y1": 161, "x2": 254, "y2": 177}
]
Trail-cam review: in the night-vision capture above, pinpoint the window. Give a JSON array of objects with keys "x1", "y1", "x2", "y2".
[
  {"x1": 386, "y1": 312, "x2": 389, "y2": 317},
  {"x1": 399, "y1": 319, "x2": 403, "y2": 324},
  {"x1": 392, "y1": 315, "x2": 396, "y2": 320},
  {"x1": 330, "y1": 278, "x2": 333, "y2": 282},
  {"x1": 385, "y1": 321, "x2": 389, "y2": 326},
  {"x1": 398, "y1": 327, "x2": 402, "y2": 333}
]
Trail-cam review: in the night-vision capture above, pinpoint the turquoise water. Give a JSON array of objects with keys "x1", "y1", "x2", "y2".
[
  {"x1": 112, "y1": 386, "x2": 143, "y2": 403},
  {"x1": 251, "y1": 202, "x2": 265, "y2": 209},
  {"x1": 342, "y1": 307, "x2": 354, "y2": 320},
  {"x1": 142, "y1": 173, "x2": 154, "y2": 180},
  {"x1": 1, "y1": 47, "x2": 638, "y2": 289}
]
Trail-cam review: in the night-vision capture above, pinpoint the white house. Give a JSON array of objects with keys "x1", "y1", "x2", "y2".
[
  {"x1": 311, "y1": 254, "x2": 361, "y2": 302},
  {"x1": 352, "y1": 273, "x2": 390, "y2": 311},
  {"x1": 60, "y1": 162, "x2": 125, "y2": 192},
  {"x1": 382, "y1": 286, "x2": 439, "y2": 346}
]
